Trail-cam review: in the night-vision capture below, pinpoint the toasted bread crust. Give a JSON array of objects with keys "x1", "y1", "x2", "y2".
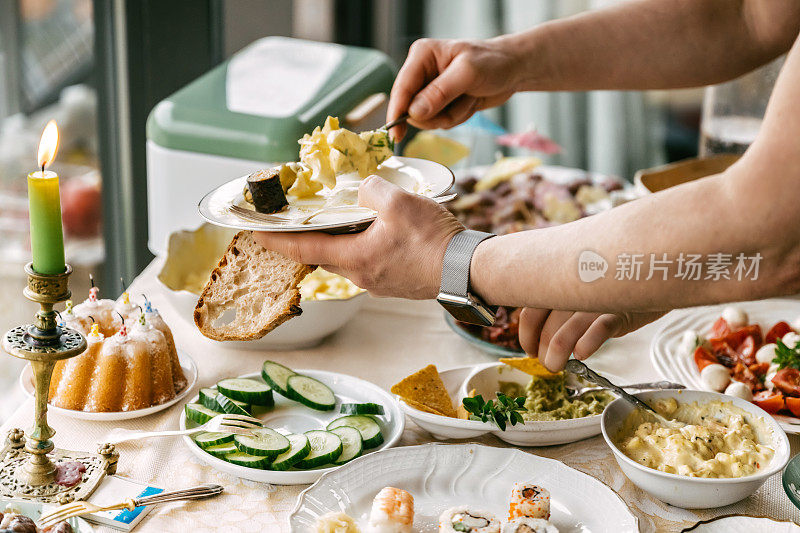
[{"x1": 193, "y1": 231, "x2": 315, "y2": 341}]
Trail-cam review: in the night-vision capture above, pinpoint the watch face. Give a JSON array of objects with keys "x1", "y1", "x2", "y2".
[{"x1": 438, "y1": 298, "x2": 496, "y2": 326}]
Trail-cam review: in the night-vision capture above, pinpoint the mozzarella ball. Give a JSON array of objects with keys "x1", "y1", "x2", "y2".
[
  {"x1": 701, "y1": 363, "x2": 731, "y2": 392},
  {"x1": 755, "y1": 343, "x2": 778, "y2": 365},
  {"x1": 792, "y1": 315, "x2": 800, "y2": 332},
  {"x1": 679, "y1": 330, "x2": 703, "y2": 356},
  {"x1": 724, "y1": 381, "x2": 753, "y2": 401},
  {"x1": 783, "y1": 332, "x2": 800, "y2": 348},
  {"x1": 765, "y1": 363, "x2": 780, "y2": 390},
  {"x1": 721, "y1": 306, "x2": 748, "y2": 328}
]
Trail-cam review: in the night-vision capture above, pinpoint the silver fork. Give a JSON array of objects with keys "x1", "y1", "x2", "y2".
[
  {"x1": 105, "y1": 413, "x2": 261, "y2": 444},
  {"x1": 230, "y1": 192, "x2": 458, "y2": 225},
  {"x1": 38, "y1": 484, "x2": 223, "y2": 529}
]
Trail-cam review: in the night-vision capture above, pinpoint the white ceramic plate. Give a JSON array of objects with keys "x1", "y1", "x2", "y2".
[
  {"x1": 179, "y1": 369, "x2": 404, "y2": 485},
  {"x1": 289, "y1": 443, "x2": 638, "y2": 532},
  {"x1": 398, "y1": 363, "x2": 622, "y2": 446},
  {"x1": 682, "y1": 516, "x2": 800, "y2": 532},
  {"x1": 20, "y1": 350, "x2": 198, "y2": 421},
  {"x1": 198, "y1": 156, "x2": 455, "y2": 233},
  {"x1": 0, "y1": 498, "x2": 94, "y2": 532},
  {"x1": 650, "y1": 298, "x2": 800, "y2": 433}
]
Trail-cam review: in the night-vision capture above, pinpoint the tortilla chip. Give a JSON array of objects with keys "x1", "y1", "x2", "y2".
[
  {"x1": 456, "y1": 388, "x2": 477, "y2": 419},
  {"x1": 500, "y1": 357, "x2": 560, "y2": 378},
  {"x1": 391, "y1": 364, "x2": 457, "y2": 418},
  {"x1": 403, "y1": 398, "x2": 449, "y2": 417}
]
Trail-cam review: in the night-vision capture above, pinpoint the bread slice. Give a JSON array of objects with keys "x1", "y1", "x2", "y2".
[{"x1": 194, "y1": 231, "x2": 315, "y2": 341}]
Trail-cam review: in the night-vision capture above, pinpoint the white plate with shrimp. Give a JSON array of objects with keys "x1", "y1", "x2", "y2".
[{"x1": 289, "y1": 443, "x2": 638, "y2": 532}]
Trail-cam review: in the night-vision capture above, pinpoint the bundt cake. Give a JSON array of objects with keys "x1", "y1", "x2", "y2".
[{"x1": 49, "y1": 287, "x2": 188, "y2": 412}]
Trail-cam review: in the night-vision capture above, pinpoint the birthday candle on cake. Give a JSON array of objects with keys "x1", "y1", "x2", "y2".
[{"x1": 27, "y1": 120, "x2": 66, "y2": 275}]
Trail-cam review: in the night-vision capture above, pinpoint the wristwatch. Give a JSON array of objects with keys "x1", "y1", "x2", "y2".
[{"x1": 437, "y1": 229, "x2": 497, "y2": 326}]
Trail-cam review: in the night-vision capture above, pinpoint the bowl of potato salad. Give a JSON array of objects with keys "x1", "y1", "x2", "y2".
[{"x1": 601, "y1": 389, "x2": 790, "y2": 509}]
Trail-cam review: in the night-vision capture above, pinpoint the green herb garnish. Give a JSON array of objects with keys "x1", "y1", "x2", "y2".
[
  {"x1": 774, "y1": 338, "x2": 800, "y2": 370},
  {"x1": 461, "y1": 393, "x2": 526, "y2": 431}
]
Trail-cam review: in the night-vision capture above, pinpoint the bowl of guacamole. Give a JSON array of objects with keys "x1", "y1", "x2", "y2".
[{"x1": 500, "y1": 373, "x2": 613, "y2": 422}]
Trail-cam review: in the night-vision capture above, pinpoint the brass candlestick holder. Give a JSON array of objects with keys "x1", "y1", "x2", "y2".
[{"x1": 0, "y1": 263, "x2": 119, "y2": 503}]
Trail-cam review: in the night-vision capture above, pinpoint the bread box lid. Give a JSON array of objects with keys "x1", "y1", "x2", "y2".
[{"x1": 146, "y1": 37, "x2": 395, "y2": 163}]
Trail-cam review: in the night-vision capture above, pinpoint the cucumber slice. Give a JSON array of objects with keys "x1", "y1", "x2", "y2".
[
  {"x1": 215, "y1": 393, "x2": 255, "y2": 418},
  {"x1": 217, "y1": 378, "x2": 273, "y2": 407},
  {"x1": 224, "y1": 451, "x2": 269, "y2": 469},
  {"x1": 326, "y1": 415, "x2": 384, "y2": 449},
  {"x1": 286, "y1": 375, "x2": 336, "y2": 411},
  {"x1": 294, "y1": 430, "x2": 342, "y2": 469},
  {"x1": 200, "y1": 388, "x2": 251, "y2": 413},
  {"x1": 261, "y1": 360, "x2": 296, "y2": 397},
  {"x1": 340, "y1": 403, "x2": 385, "y2": 416},
  {"x1": 329, "y1": 426, "x2": 363, "y2": 465},
  {"x1": 194, "y1": 432, "x2": 233, "y2": 448},
  {"x1": 204, "y1": 441, "x2": 237, "y2": 458},
  {"x1": 269, "y1": 434, "x2": 311, "y2": 471},
  {"x1": 185, "y1": 403, "x2": 220, "y2": 425},
  {"x1": 233, "y1": 428, "x2": 290, "y2": 459}
]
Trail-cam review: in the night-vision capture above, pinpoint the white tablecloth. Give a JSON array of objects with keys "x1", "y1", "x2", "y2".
[{"x1": 2, "y1": 258, "x2": 798, "y2": 532}]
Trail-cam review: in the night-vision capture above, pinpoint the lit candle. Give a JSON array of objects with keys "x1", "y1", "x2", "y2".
[{"x1": 28, "y1": 120, "x2": 66, "y2": 274}]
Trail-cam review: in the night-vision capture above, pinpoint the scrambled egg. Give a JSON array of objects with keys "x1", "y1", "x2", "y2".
[
  {"x1": 299, "y1": 268, "x2": 364, "y2": 301},
  {"x1": 616, "y1": 398, "x2": 774, "y2": 478},
  {"x1": 292, "y1": 116, "x2": 394, "y2": 194}
]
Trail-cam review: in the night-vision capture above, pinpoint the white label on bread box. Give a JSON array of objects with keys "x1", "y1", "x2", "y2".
[{"x1": 226, "y1": 37, "x2": 345, "y2": 118}]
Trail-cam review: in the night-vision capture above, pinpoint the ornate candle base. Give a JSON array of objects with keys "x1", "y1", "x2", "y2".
[{"x1": 1, "y1": 263, "x2": 120, "y2": 502}]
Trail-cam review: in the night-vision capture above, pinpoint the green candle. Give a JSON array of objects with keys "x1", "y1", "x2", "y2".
[{"x1": 28, "y1": 120, "x2": 65, "y2": 275}]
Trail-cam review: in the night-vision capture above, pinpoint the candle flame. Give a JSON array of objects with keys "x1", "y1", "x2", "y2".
[{"x1": 37, "y1": 120, "x2": 59, "y2": 169}]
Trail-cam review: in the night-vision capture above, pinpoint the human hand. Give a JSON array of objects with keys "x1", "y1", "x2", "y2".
[
  {"x1": 253, "y1": 176, "x2": 464, "y2": 299},
  {"x1": 386, "y1": 37, "x2": 522, "y2": 140},
  {"x1": 519, "y1": 308, "x2": 667, "y2": 371}
]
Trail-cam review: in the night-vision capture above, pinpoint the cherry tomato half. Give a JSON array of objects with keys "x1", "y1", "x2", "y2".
[
  {"x1": 772, "y1": 368, "x2": 800, "y2": 397},
  {"x1": 753, "y1": 390, "x2": 785, "y2": 414},
  {"x1": 766, "y1": 321, "x2": 794, "y2": 344},
  {"x1": 694, "y1": 346, "x2": 719, "y2": 371}
]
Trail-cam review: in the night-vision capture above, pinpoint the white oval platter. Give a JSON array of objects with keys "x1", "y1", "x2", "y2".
[
  {"x1": 650, "y1": 298, "x2": 800, "y2": 433},
  {"x1": 289, "y1": 442, "x2": 638, "y2": 532},
  {"x1": 20, "y1": 350, "x2": 198, "y2": 422},
  {"x1": 179, "y1": 369, "x2": 404, "y2": 485}
]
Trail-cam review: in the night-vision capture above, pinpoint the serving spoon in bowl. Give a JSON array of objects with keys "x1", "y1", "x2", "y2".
[
  {"x1": 565, "y1": 359, "x2": 685, "y2": 428},
  {"x1": 564, "y1": 373, "x2": 685, "y2": 400}
]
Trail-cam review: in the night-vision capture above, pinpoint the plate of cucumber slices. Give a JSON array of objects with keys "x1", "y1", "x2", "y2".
[{"x1": 179, "y1": 360, "x2": 404, "y2": 485}]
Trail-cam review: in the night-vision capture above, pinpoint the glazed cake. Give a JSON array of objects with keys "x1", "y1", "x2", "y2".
[{"x1": 49, "y1": 288, "x2": 187, "y2": 412}]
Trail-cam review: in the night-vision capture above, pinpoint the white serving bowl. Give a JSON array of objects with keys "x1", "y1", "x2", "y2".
[
  {"x1": 157, "y1": 277, "x2": 367, "y2": 350},
  {"x1": 601, "y1": 389, "x2": 790, "y2": 509},
  {"x1": 400, "y1": 362, "x2": 620, "y2": 446},
  {"x1": 156, "y1": 223, "x2": 367, "y2": 350}
]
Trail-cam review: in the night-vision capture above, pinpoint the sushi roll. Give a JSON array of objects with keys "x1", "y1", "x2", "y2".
[
  {"x1": 502, "y1": 518, "x2": 559, "y2": 533},
  {"x1": 246, "y1": 168, "x2": 288, "y2": 214},
  {"x1": 508, "y1": 483, "x2": 550, "y2": 520},
  {"x1": 438, "y1": 507, "x2": 500, "y2": 533},
  {"x1": 367, "y1": 487, "x2": 414, "y2": 533}
]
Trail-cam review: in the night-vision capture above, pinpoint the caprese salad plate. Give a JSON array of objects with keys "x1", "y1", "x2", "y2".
[
  {"x1": 179, "y1": 361, "x2": 404, "y2": 485},
  {"x1": 289, "y1": 443, "x2": 638, "y2": 532},
  {"x1": 651, "y1": 298, "x2": 800, "y2": 433}
]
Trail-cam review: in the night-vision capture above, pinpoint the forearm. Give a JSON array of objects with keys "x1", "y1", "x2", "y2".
[
  {"x1": 471, "y1": 161, "x2": 800, "y2": 312},
  {"x1": 499, "y1": 0, "x2": 798, "y2": 91}
]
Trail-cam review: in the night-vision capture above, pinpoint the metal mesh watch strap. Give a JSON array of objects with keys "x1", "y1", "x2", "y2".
[{"x1": 440, "y1": 230, "x2": 496, "y2": 297}]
